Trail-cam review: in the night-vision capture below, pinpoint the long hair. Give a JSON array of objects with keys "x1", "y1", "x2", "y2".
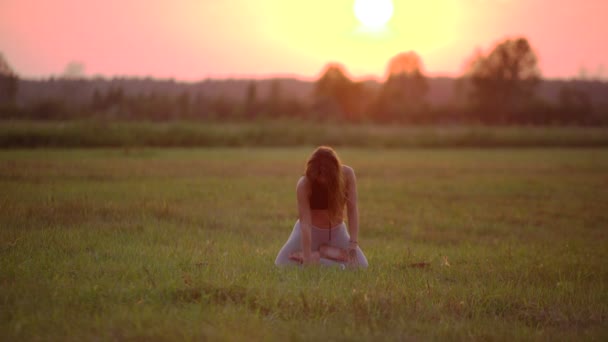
[{"x1": 305, "y1": 146, "x2": 346, "y2": 221}]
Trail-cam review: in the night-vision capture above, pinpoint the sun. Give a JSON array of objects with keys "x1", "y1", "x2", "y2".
[{"x1": 353, "y1": 0, "x2": 394, "y2": 29}]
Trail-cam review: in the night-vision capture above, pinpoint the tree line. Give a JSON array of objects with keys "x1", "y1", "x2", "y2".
[{"x1": 1, "y1": 37, "x2": 607, "y2": 125}]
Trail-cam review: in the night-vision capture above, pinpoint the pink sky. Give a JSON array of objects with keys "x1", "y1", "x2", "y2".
[{"x1": 1, "y1": 0, "x2": 607, "y2": 81}]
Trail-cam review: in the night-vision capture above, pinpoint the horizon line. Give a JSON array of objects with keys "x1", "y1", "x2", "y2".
[{"x1": 16, "y1": 72, "x2": 603, "y2": 83}]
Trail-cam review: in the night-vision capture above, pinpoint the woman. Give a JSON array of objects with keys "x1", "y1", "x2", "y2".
[{"x1": 275, "y1": 146, "x2": 368, "y2": 268}]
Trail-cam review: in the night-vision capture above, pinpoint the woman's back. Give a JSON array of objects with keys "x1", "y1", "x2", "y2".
[{"x1": 303, "y1": 164, "x2": 354, "y2": 228}]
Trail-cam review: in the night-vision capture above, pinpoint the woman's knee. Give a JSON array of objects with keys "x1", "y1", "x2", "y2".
[{"x1": 275, "y1": 257, "x2": 296, "y2": 266}]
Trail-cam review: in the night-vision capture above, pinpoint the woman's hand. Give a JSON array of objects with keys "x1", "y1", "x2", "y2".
[{"x1": 347, "y1": 241, "x2": 359, "y2": 266}]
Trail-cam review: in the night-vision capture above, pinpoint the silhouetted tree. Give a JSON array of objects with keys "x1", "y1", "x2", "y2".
[
  {"x1": 192, "y1": 92, "x2": 209, "y2": 119},
  {"x1": 0, "y1": 53, "x2": 14, "y2": 75},
  {"x1": 313, "y1": 63, "x2": 367, "y2": 120},
  {"x1": 374, "y1": 51, "x2": 428, "y2": 122},
  {"x1": 88, "y1": 86, "x2": 127, "y2": 118},
  {"x1": 176, "y1": 91, "x2": 191, "y2": 118},
  {"x1": 209, "y1": 95, "x2": 232, "y2": 119},
  {"x1": 268, "y1": 79, "x2": 282, "y2": 117},
  {"x1": 245, "y1": 81, "x2": 258, "y2": 119},
  {"x1": 463, "y1": 37, "x2": 541, "y2": 122},
  {"x1": 559, "y1": 84, "x2": 592, "y2": 123},
  {"x1": 91, "y1": 89, "x2": 103, "y2": 110},
  {"x1": 0, "y1": 53, "x2": 19, "y2": 105},
  {"x1": 99, "y1": 86, "x2": 124, "y2": 109},
  {"x1": 62, "y1": 61, "x2": 85, "y2": 79},
  {"x1": 28, "y1": 99, "x2": 71, "y2": 120}
]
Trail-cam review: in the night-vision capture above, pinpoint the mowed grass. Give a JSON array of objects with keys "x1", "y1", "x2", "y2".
[{"x1": 1, "y1": 147, "x2": 607, "y2": 340}]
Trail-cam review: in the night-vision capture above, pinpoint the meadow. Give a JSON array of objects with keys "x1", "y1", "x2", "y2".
[{"x1": 1, "y1": 147, "x2": 607, "y2": 340}]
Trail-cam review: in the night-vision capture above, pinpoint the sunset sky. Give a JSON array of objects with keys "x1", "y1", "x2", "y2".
[{"x1": 1, "y1": 0, "x2": 607, "y2": 81}]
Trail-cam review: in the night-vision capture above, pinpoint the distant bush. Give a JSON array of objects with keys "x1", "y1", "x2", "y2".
[{"x1": 1, "y1": 120, "x2": 608, "y2": 148}]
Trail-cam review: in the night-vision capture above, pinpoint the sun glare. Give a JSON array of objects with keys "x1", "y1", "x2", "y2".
[{"x1": 354, "y1": 0, "x2": 394, "y2": 30}]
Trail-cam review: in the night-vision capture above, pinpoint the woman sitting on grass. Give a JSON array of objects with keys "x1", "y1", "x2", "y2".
[{"x1": 275, "y1": 146, "x2": 368, "y2": 268}]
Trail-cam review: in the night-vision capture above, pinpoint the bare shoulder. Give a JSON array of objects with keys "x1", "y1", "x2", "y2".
[
  {"x1": 296, "y1": 176, "x2": 310, "y2": 194},
  {"x1": 342, "y1": 165, "x2": 356, "y2": 180}
]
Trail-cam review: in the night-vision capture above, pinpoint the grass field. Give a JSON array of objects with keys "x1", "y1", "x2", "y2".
[{"x1": 1, "y1": 147, "x2": 607, "y2": 340}]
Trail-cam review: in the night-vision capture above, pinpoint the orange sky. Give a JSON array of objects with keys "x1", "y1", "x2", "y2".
[{"x1": 1, "y1": 0, "x2": 607, "y2": 81}]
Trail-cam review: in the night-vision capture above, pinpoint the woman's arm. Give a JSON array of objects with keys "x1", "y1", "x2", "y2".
[
  {"x1": 344, "y1": 166, "x2": 359, "y2": 250},
  {"x1": 296, "y1": 177, "x2": 318, "y2": 265}
]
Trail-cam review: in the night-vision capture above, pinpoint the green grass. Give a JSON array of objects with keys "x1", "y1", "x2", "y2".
[
  {"x1": 1, "y1": 147, "x2": 607, "y2": 340},
  {"x1": 2, "y1": 120, "x2": 608, "y2": 148}
]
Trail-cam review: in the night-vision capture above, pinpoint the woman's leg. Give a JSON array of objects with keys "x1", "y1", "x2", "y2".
[
  {"x1": 349, "y1": 246, "x2": 369, "y2": 268},
  {"x1": 276, "y1": 221, "x2": 348, "y2": 267},
  {"x1": 275, "y1": 221, "x2": 303, "y2": 266},
  {"x1": 309, "y1": 223, "x2": 345, "y2": 267},
  {"x1": 276, "y1": 221, "x2": 369, "y2": 268},
  {"x1": 326, "y1": 224, "x2": 369, "y2": 268}
]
